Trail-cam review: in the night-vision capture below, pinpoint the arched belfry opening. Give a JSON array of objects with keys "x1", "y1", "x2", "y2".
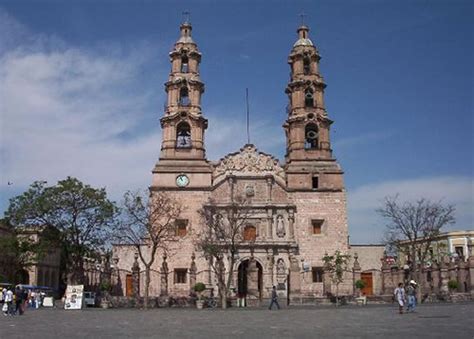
[
  {"x1": 305, "y1": 123, "x2": 319, "y2": 149},
  {"x1": 303, "y1": 56, "x2": 311, "y2": 75},
  {"x1": 181, "y1": 54, "x2": 189, "y2": 73},
  {"x1": 179, "y1": 87, "x2": 190, "y2": 106},
  {"x1": 176, "y1": 121, "x2": 191, "y2": 148},
  {"x1": 304, "y1": 88, "x2": 314, "y2": 107}
]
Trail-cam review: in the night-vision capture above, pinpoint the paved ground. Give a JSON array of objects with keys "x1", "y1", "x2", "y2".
[{"x1": 1, "y1": 303, "x2": 474, "y2": 338}]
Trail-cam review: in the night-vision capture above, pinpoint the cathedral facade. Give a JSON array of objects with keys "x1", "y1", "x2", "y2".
[{"x1": 113, "y1": 20, "x2": 351, "y2": 304}]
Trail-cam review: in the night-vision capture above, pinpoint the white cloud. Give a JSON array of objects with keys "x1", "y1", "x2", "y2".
[
  {"x1": 0, "y1": 11, "x2": 162, "y2": 206},
  {"x1": 348, "y1": 176, "x2": 474, "y2": 244},
  {"x1": 0, "y1": 11, "x2": 284, "y2": 211}
]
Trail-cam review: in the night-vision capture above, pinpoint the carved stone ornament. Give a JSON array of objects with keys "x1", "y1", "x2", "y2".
[
  {"x1": 276, "y1": 259, "x2": 286, "y2": 283},
  {"x1": 213, "y1": 144, "x2": 285, "y2": 179},
  {"x1": 276, "y1": 214, "x2": 286, "y2": 238}
]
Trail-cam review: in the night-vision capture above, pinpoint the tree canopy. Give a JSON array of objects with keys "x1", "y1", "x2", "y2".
[{"x1": 6, "y1": 177, "x2": 117, "y2": 284}]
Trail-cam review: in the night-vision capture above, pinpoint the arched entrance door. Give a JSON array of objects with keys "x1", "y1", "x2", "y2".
[{"x1": 237, "y1": 259, "x2": 263, "y2": 300}]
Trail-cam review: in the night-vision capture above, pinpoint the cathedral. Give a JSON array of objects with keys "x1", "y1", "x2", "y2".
[{"x1": 113, "y1": 19, "x2": 351, "y2": 304}]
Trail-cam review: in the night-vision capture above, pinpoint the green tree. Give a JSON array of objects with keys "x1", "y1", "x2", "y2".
[
  {"x1": 6, "y1": 177, "x2": 117, "y2": 284},
  {"x1": 322, "y1": 250, "x2": 351, "y2": 306}
]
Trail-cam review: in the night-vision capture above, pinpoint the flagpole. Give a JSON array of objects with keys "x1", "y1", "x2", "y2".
[{"x1": 246, "y1": 88, "x2": 250, "y2": 144}]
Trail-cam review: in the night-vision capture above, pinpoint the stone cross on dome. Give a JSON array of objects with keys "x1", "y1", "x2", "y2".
[
  {"x1": 299, "y1": 12, "x2": 307, "y2": 26},
  {"x1": 182, "y1": 11, "x2": 191, "y2": 24}
]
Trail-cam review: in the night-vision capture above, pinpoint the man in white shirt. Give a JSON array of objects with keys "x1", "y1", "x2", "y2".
[{"x1": 4, "y1": 288, "x2": 14, "y2": 316}]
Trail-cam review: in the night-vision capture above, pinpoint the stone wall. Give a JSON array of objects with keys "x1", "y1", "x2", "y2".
[{"x1": 380, "y1": 254, "x2": 474, "y2": 300}]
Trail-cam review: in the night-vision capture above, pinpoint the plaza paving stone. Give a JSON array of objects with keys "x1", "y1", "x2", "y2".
[{"x1": 1, "y1": 303, "x2": 473, "y2": 338}]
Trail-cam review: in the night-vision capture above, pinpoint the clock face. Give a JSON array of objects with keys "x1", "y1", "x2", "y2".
[{"x1": 176, "y1": 174, "x2": 189, "y2": 187}]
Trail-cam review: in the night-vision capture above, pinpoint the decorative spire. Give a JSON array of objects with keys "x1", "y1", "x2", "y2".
[
  {"x1": 293, "y1": 16, "x2": 313, "y2": 48},
  {"x1": 182, "y1": 11, "x2": 190, "y2": 24},
  {"x1": 178, "y1": 13, "x2": 194, "y2": 44}
]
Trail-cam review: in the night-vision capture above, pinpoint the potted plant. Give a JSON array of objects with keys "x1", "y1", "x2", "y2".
[
  {"x1": 194, "y1": 282, "x2": 206, "y2": 309},
  {"x1": 447, "y1": 280, "x2": 459, "y2": 293},
  {"x1": 355, "y1": 279, "x2": 366, "y2": 296},
  {"x1": 100, "y1": 282, "x2": 112, "y2": 309}
]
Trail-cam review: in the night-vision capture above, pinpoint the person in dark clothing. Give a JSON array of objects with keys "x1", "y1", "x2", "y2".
[
  {"x1": 15, "y1": 287, "x2": 24, "y2": 315},
  {"x1": 268, "y1": 286, "x2": 280, "y2": 310}
]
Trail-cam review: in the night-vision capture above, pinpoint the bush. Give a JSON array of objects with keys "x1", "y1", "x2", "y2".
[
  {"x1": 194, "y1": 282, "x2": 206, "y2": 293},
  {"x1": 448, "y1": 280, "x2": 459, "y2": 291},
  {"x1": 100, "y1": 281, "x2": 112, "y2": 292},
  {"x1": 355, "y1": 280, "x2": 366, "y2": 289}
]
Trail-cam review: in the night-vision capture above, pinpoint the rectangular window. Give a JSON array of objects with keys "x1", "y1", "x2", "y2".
[
  {"x1": 312, "y1": 176, "x2": 319, "y2": 189},
  {"x1": 311, "y1": 219, "x2": 324, "y2": 235},
  {"x1": 312, "y1": 267, "x2": 324, "y2": 283},
  {"x1": 175, "y1": 219, "x2": 188, "y2": 237},
  {"x1": 455, "y1": 246, "x2": 464, "y2": 259},
  {"x1": 174, "y1": 269, "x2": 187, "y2": 284}
]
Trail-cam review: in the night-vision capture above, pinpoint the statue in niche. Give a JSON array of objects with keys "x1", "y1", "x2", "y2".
[
  {"x1": 276, "y1": 258, "x2": 286, "y2": 283},
  {"x1": 213, "y1": 213, "x2": 225, "y2": 239},
  {"x1": 276, "y1": 214, "x2": 286, "y2": 238}
]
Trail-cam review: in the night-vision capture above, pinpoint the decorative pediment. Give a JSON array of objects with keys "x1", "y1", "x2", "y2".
[{"x1": 213, "y1": 144, "x2": 285, "y2": 181}]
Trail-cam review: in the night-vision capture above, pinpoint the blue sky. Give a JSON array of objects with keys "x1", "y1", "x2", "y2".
[{"x1": 0, "y1": 0, "x2": 472, "y2": 243}]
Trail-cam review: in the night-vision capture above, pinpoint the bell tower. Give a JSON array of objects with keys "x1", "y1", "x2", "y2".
[
  {"x1": 152, "y1": 19, "x2": 212, "y2": 189},
  {"x1": 284, "y1": 23, "x2": 344, "y2": 191}
]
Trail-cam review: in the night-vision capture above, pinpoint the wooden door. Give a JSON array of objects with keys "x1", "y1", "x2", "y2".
[
  {"x1": 126, "y1": 274, "x2": 133, "y2": 297},
  {"x1": 361, "y1": 272, "x2": 373, "y2": 296}
]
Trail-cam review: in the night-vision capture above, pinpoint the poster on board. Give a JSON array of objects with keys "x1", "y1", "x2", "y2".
[{"x1": 64, "y1": 284, "x2": 84, "y2": 310}]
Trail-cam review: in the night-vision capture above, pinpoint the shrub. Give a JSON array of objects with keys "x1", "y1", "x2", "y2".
[
  {"x1": 355, "y1": 279, "x2": 366, "y2": 289},
  {"x1": 194, "y1": 282, "x2": 206, "y2": 293},
  {"x1": 100, "y1": 281, "x2": 112, "y2": 292},
  {"x1": 447, "y1": 280, "x2": 459, "y2": 291}
]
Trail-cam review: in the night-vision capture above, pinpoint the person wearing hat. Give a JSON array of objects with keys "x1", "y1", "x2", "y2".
[{"x1": 406, "y1": 280, "x2": 417, "y2": 312}]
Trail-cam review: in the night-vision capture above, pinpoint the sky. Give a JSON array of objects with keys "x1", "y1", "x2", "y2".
[{"x1": 0, "y1": 0, "x2": 473, "y2": 244}]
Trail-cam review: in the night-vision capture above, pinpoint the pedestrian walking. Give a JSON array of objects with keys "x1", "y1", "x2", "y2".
[
  {"x1": 268, "y1": 286, "x2": 280, "y2": 310},
  {"x1": 394, "y1": 283, "x2": 406, "y2": 314},
  {"x1": 4, "y1": 287, "x2": 14, "y2": 316},
  {"x1": 406, "y1": 280, "x2": 417, "y2": 312},
  {"x1": 14, "y1": 287, "x2": 24, "y2": 315}
]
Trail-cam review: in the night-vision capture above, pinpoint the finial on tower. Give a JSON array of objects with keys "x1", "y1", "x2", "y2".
[
  {"x1": 182, "y1": 11, "x2": 191, "y2": 24},
  {"x1": 299, "y1": 12, "x2": 306, "y2": 26},
  {"x1": 178, "y1": 12, "x2": 194, "y2": 44},
  {"x1": 293, "y1": 14, "x2": 313, "y2": 47}
]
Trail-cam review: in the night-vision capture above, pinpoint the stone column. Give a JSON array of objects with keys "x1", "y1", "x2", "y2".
[
  {"x1": 131, "y1": 253, "x2": 140, "y2": 304},
  {"x1": 287, "y1": 208, "x2": 295, "y2": 240},
  {"x1": 266, "y1": 253, "x2": 274, "y2": 289},
  {"x1": 160, "y1": 255, "x2": 169, "y2": 296},
  {"x1": 352, "y1": 253, "x2": 361, "y2": 296},
  {"x1": 469, "y1": 255, "x2": 474, "y2": 298},
  {"x1": 266, "y1": 208, "x2": 273, "y2": 240},
  {"x1": 448, "y1": 260, "x2": 457, "y2": 284},
  {"x1": 439, "y1": 258, "x2": 449, "y2": 295},
  {"x1": 381, "y1": 257, "x2": 391, "y2": 295},
  {"x1": 189, "y1": 253, "x2": 197, "y2": 293},
  {"x1": 431, "y1": 262, "x2": 440, "y2": 294},
  {"x1": 266, "y1": 176, "x2": 273, "y2": 202},
  {"x1": 457, "y1": 260, "x2": 466, "y2": 293}
]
